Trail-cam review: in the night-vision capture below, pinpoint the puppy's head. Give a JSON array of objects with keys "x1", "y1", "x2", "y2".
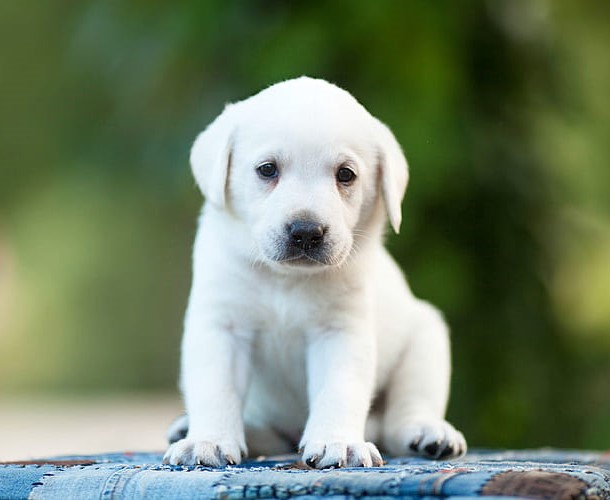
[{"x1": 190, "y1": 77, "x2": 408, "y2": 272}]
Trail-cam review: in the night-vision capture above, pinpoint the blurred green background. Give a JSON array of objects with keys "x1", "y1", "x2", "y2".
[{"x1": 1, "y1": 1, "x2": 609, "y2": 451}]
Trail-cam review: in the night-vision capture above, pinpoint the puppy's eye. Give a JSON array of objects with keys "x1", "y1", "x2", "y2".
[
  {"x1": 336, "y1": 167, "x2": 356, "y2": 184},
  {"x1": 257, "y1": 162, "x2": 278, "y2": 179}
]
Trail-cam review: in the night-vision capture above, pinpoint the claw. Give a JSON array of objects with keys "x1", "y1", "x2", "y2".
[
  {"x1": 424, "y1": 440, "x2": 441, "y2": 458},
  {"x1": 438, "y1": 443, "x2": 454, "y2": 460},
  {"x1": 320, "y1": 460, "x2": 342, "y2": 469},
  {"x1": 409, "y1": 438, "x2": 421, "y2": 452}
]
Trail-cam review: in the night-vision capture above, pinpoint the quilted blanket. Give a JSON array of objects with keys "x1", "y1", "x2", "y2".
[{"x1": 1, "y1": 449, "x2": 609, "y2": 499}]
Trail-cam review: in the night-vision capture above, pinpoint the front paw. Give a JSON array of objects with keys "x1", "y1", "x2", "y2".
[
  {"x1": 400, "y1": 418, "x2": 467, "y2": 460},
  {"x1": 300, "y1": 440, "x2": 383, "y2": 468},
  {"x1": 163, "y1": 438, "x2": 245, "y2": 467}
]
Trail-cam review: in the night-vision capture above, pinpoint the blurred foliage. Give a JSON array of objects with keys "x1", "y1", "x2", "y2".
[{"x1": 1, "y1": 1, "x2": 609, "y2": 450}]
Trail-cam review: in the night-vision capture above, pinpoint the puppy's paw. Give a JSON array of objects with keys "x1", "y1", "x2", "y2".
[
  {"x1": 401, "y1": 418, "x2": 467, "y2": 460},
  {"x1": 163, "y1": 438, "x2": 245, "y2": 467},
  {"x1": 166, "y1": 414, "x2": 189, "y2": 444},
  {"x1": 300, "y1": 440, "x2": 383, "y2": 468}
]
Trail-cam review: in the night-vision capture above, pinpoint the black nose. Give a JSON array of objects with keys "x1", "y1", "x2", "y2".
[{"x1": 288, "y1": 220, "x2": 326, "y2": 250}]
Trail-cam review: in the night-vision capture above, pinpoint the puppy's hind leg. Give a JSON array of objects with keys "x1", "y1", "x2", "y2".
[
  {"x1": 167, "y1": 414, "x2": 189, "y2": 444},
  {"x1": 382, "y1": 300, "x2": 466, "y2": 460}
]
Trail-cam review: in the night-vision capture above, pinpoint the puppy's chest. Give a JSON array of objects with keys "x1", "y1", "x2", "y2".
[
  {"x1": 233, "y1": 272, "x2": 356, "y2": 385},
  {"x1": 248, "y1": 288, "x2": 313, "y2": 363},
  {"x1": 246, "y1": 303, "x2": 310, "y2": 401},
  {"x1": 244, "y1": 281, "x2": 329, "y2": 381}
]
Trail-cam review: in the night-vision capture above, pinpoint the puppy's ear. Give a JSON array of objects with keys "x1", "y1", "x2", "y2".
[
  {"x1": 190, "y1": 104, "x2": 238, "y2": 208},
  {"x1": 374, "y1": 119, "x2": 409, "y2": 234}
]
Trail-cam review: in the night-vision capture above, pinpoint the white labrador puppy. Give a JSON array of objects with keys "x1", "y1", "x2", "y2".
[{"x1": 163, "y1": 77, "x2": 466, "y2": 468}]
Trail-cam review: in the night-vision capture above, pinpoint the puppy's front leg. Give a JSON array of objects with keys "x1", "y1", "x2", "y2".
[
  {"x1": 382, "y1": 301, "x2": 466, "y2": 460},
  {"x1": 163, "y1": 322, "x2": 250, "y2": 467},
  {"x1": 299, "y1": 328, "x2": 383, "y2": 468}
]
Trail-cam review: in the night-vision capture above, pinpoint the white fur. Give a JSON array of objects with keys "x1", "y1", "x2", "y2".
[{"x1": 163, "y1": 77, "x2": 466, "y2": 468}]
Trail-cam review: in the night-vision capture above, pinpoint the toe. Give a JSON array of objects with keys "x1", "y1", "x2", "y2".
[
  {"x1": 163, "y1": 439, "x2": 194, "y2": 465},
  {"x1": 346, "y1": 441, "x2": 384, "y2": 467},
  {"x1": 367, "y1": 442, "x2": 384, "y2": 466},
  {"x1": 317, "y1": 442, "x2": 347, "y2": 469},
  {"x1": 346, "y1": 442, "x2": 372, "y2": 467},
  {"x1": 301, "y1": 441, "x2": 326, "y2": 468},
  {"x1": 193, "y1": 442, "x2": 222, "y2": 467}
]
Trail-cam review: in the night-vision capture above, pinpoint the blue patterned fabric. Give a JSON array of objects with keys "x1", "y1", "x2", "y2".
[{"x1": 1, "y1": 449, "x2": 609, "y2": 499}]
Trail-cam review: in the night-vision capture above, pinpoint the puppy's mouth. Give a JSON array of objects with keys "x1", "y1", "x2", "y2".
[
  {"x1": 276, "y1": 250, "x2": 334, "y2": 267},
  {"x1": 266, "y1": 240, "x2": 347, "y2": 268}
]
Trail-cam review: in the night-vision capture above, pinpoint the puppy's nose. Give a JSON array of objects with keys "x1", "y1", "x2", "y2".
[{"x1": 288, "y1": 221, "x2": 326, "y2": 250}]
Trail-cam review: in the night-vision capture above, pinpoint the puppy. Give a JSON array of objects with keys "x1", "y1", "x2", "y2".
[{"x1": 163, "y1": 77, "x2": 466, "y2": 468}]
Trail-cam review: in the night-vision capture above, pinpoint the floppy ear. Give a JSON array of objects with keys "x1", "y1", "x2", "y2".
[
  {"x1": 189, "y1": 103, "x2": 238, "y2": 208},
  {"x1": 374, "y1": 119, "x2": 409, "y2": 234}
]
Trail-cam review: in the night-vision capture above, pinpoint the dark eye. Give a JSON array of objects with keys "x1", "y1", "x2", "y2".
[
  {"x1": 336, "y1": 166, "x2": 356, "y2": 184},
  {"x1": 257, "y1": 162, "x2": 278, "y2": 179}
]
